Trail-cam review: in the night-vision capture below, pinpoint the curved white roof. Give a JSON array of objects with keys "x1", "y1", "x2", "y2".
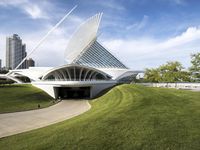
[
  {"x1": 10, "y1": 67, "x2": 53, "y2": 81},
  {"x1": 41, "y1": 64, "x2": 112, "y2": 81},
  {"x1": 65, "y1": 13, "x2": 102, "y2": 63}
]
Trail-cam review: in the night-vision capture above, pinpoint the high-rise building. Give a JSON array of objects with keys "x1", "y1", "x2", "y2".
[
  {"x1": 26, "y1": 58, "x2": 35, "y2": 68},
  {"x1": 6, "y1": 34, "x2": 27, "y2": 69},
  {"x1": 22, "y1": 44, "x2": 27, "y2": 69}
]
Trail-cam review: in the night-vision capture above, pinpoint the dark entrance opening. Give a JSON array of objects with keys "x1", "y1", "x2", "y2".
[{"x1": 57, "y1": 87, "x2": 90, "y2": 99}]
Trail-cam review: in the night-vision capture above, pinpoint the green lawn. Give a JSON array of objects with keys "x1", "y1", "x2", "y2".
[
  {"x1": 0, "y1": 84, "x2": 54, "y2": 113},
  {"x1": 0, "y1": 84, "x2": 200, "y2": 150}
]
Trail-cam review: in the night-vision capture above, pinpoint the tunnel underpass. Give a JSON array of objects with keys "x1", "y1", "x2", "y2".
[{"x1": 56, "y1": 87, "x2": 91, "y2": 99}]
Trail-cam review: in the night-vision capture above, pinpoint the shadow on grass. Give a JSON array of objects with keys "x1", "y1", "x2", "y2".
[{"x1": 91, "y1": 84, "x2": 122, "y2": 100}]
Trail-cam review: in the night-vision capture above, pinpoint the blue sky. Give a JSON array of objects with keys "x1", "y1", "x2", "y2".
[{"x1": 0, "y1": 0, "x2": 200, "y2": 70}]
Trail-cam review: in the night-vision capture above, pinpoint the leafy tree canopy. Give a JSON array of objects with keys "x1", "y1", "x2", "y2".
[
  {"x1": 144, "y1": 61, "x2": 190, "y2": 83},
  {"x1": 189, "y1": 53, "x2": 200, "y2": 81},
  {"x1": 190, "y1": 53, "x2": 200, "y2": 72}
]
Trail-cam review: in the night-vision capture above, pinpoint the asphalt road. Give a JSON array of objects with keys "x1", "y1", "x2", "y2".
[{"x1": 0, "y1": 100, "x2": 91, "y2": 138}]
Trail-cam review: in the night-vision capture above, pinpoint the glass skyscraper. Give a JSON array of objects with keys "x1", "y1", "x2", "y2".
[{"x1": 6, "y1": 34, "x2": 27, "y2": 69}]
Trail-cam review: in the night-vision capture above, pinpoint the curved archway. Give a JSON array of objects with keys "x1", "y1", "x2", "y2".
[{"x1": 42, "y1": 65, "x2": 111, "y2": 81}]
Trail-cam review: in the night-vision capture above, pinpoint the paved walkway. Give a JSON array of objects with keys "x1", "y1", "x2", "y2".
[{"x1": 0, "y1": 100, "x2": 91, "y2": 138}]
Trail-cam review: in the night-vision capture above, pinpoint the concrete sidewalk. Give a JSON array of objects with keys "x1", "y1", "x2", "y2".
[{"x1": 0, "y1": 100, "x2": 91, "y2": 138}]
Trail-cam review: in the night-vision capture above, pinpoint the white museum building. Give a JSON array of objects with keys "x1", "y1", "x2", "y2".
[{"x1": 1, "y1": 13, "x2": 139, "y2": 99}]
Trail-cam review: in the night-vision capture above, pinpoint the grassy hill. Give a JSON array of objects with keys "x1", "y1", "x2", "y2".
[
  {"x1": 0, "y1": 84, "x2": 54, "y2": 113},
  {"x1": 0, "y1": 84, "x2": 200, "y2": 150}
]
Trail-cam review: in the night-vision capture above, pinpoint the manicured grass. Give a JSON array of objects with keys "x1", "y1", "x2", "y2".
[
  {"x1": 0, "y1": 84, "x2": 54, "y2": 113},
  {"x1": 0, "y1": 84, "x2": 200, "y2": 150}
]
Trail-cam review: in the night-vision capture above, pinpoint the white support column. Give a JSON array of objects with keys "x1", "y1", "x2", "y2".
[
  {"x1": 66, "y1": 68, "x2": 71, "y2": 81},
  {"x1": 91, "y1": 72, "x2": 98, "y2": 80},
  {"x1": 84, "y1": 69, "x2": 90, "y2": 81},
  {"x1": 74, "y1": 66, "x2": 76, "y2": 81},
  {"x1": 79, "y1": 67, "x2": 84, "y2": 81},
  {"x1": 88, "y1": 70, "x2": 96, "y2": 80},
  {"x1": 54, "y1": 72, "x2": 62, "y2": 80},
  {"x1": 59, "y1": 70, "x2": 66, "y2": 80}
]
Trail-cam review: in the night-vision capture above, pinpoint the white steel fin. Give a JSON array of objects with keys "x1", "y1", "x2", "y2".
[
  {"x1": 12, "y1": 5, "x2": 77, "y2": 71},
  {"x1": 65, "y1": 13, "x2": 102, "y2": 63}
]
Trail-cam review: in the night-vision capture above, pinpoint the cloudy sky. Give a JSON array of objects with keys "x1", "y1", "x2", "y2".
[{"x1": 0, "y1": 0, "x2": 200, "y2": 70}]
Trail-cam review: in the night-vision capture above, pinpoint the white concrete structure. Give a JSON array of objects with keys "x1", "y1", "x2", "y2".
[
  {"x1": 140, "y1": 83, "x2": 200, "y2": 91},
  {"x1": 0, "y1": 13, "x2": 138, "y2": 99}
]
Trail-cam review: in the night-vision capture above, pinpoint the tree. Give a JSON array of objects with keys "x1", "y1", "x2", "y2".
[
  {"x1": 159, "y1": 61, "x2": 190, "y2": 82},
  {"x1": 189, "y1": 53, "x2": 200, "y2": 81},
  {"x1": 144, "y1": 61, "x2": 190, "y2": 83},
  {"x1": 144, "y1": 68, "x2": 161, "y2": 83}
]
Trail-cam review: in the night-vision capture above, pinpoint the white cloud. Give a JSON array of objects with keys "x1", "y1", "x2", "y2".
[
  {"x1": 0, "y1": 23, "x2": 74, "y2": 67},
  {"x1": 103, "y1": 26, "x2": 200, "y2": 70},
  {"x1": 93, "y1": 1, "x2": 125, "y2": 10},
  {"x1": 0, "y1": 0, "x2": 26, "y2": 6},
  {"x1": 126, "y1": 15, "x2": 149, "y2": 31},
  {"x1": 172, "y1": 0, "x2": 186, "y2": 5},
  {"x1": 0, "y1": 5, "x2": 82, "y2": 67},
  {"x1": 160, "y1": 27, "x2": 200, "y2": 49},
  {"x1": 0, "y1": 0, "x2": 48, "y2": 19},
  {"x1": 159, "y1": 0, "x2": 186, "y2": 5},
  {"x1": 22, "y1": 25, "x2": 72, "y2": 67},
  {"x1": 23, "y1": 3, "x2": 48, "y2": 19},
  {"x1": 0, "y1": 34, "x2": 6, "y2": 67},
  {"x1": 68, "y1": 15, "x2": 84, "y2": 25}
]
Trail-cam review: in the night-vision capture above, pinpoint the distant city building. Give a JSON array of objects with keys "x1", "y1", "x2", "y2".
[
  {"x1": 6, "y1": 34, "x2": 27, "y2": 69},
  {"x1": 0, "y1": 59, "x2": 2, "y2": 70},
  {"x1": 26, "y1": 58, "x2": 35, "y2": 68}
]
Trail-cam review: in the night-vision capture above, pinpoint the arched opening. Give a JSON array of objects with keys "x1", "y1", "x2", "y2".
[{"x1": 55, "y1": 87, "x2": 91, "y2": 99}]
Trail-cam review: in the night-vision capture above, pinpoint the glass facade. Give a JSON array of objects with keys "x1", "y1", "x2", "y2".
[
  {"x1": 73, "y1": 41, "x2": 128, "y2": 69},
  {"x1": 6, "y1": 34, "x2": 27, "y2": 69}
]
